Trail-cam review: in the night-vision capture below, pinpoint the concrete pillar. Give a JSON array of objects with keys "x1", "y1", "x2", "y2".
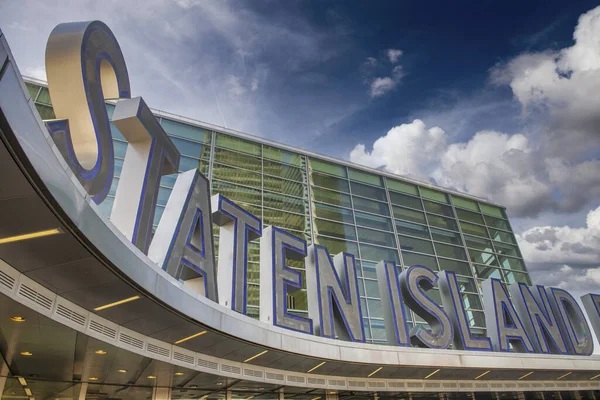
[
  {"x1": 152, "y1": 386, "x2": 171, "y2": 400},
  {"x1": 78, "y1": 382, "x2": 88, "y2": 400}
]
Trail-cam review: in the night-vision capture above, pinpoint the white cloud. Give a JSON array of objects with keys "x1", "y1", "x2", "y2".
[
  {"x1": 368, "y1": 64, "x2": 405, "y2": 98},
  {"x1": 23, "y1": 66, "x2": 46, "y2": 81},
  {"x1": 387, "y1": 48, "x2": 402, "y2": 64}
]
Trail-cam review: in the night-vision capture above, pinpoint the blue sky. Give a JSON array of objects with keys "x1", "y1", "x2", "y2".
[{"x1": 1, "y1": 0, "x2": 599, "y2": 289}]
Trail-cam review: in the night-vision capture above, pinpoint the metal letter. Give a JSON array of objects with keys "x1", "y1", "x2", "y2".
[
  {"x1": 399, "y1": 265, "x2": 453, "y2": 349},
  {"x1": 481, "y1": 279, "x2": 535, "y2": 353},
  {"x1": 439, "y1": 270, "x2": 492, "y2": 351},
  {"x1": 510, "y1": 283, "x2": 568, "y2": 354},
  {"x1": 212, "y1": 194, "x2": 262, "y2": 314},
  {"x1": 581, "y1": 293, "x2": 600, "y2": 345},
  {"x1": 148, "y1": 170, "x2": 218, "y2": 301},
  {"x1": 305, "y1": 245, "x2": 365, "y2": 342},
  {"x1": 375, "y1": 261, "x2": 410, "y2": 346},
  {"x1": 110, "y1": 97, "x2": 180, "y2": 253},
  {"x1": 45, "y1": 21, "x2": 130, "y2": 203},
  {"x1": 546, "y1": 288, "x2": 593, "y2": 355},
  {"x1": 259, "y1": 226, "x2": 312, "y2": 334}
]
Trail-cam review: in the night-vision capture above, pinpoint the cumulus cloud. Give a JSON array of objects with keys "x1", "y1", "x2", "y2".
[{"x1": 387, "y1": 48, "x2": 403, "y2": 64}]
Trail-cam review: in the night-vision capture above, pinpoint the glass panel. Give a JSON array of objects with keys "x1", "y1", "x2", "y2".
[
  {"x1": 113, "y1": 140, "x2": 128, "y2": 158},
  {"x1": 263, "y1": 160, "x2": 303, "y2": 181},
  {"x1": 430, "y1": 228, "x2": 462, "y2": 245},
  {"x1": 499, "y1": 256, "x2": 526, "y2": 271},
  {"x1": 434, "y1": 242, "x2": 467, "y2": 260},
  {"x1": 351, "y1": 181, "x2": 387, "y2": 201},
  {"x1": 367, "y1": 299, "x2": 383, "y2": 318},
  {"x1": 262, "y1": 145, "x2": 302, "y2": 166},
  {"x1": 247, "y1": 284, "x2": 260, "y2": 306},
  {"x1": 463, "y1": 234, "x2": 492, "y2": 250},
  {"x1": 489, "y1": 228, "x2": 516, "y2": 244},
  {"x1": 161, "y1": 119, "x2": 211, "y2": 143},
  {"x1": 427, "y1": 214, "x2": 458, "y2": 231},
  {"x1": 352, "y1": 197, "x2": 390, "y2": 216},
  {"x1": 504, "y1": 270, "x2": 531, "y2": 285},
  {"x1": 361, "y1": 261, "x2": 378, "y2": 279},
  {"x1": 35, "y1": 104, "x2": 56, "y2": 120},
  {"x1": 460, "y1": 222, "x2": 488, "y2": 238},
  {"x1": 213, "y1": 164, "x2": 261, "y2": 188},
  {"x1": 484, "y1": 215, "x2": 511, "y2": 231},
  {"x1": 393, "y1": 206, "x2": 426, "y2": 224},
  {"x1": 263, "y1": 209, "x2": 307, "y2": 232},
  {"x1": 360, "y1": 243, "x2": 399, "y2": 263},
  {"x1": 215, "y1": 133, "x2": 261, "y2": 155},
  {"x1": 154, "y1": 204, "x2": 165, "y2": 226},
  {"x1": 348, "y1": 168, "x2": 383, "y2": 186},
  {"x1": 157, "y1": 186, "x2": 172, "y2": 206},
  {"x1": 364, "y1": 279, "x2": 380, "y2": 297},
  {"x1": 36, "y1": 87, "x2": 52, "y2": 105},
  {"x1": 312, "y1": 173, "x2": 349, "y2": 192},
  {"x1": 456, "y1": 208, "x2": 485, "y2": 225},
  {"x1": 389, "y1": 192, "x2": 422, "y2": 209},
  {"x1": 263, "y1": 176, "x2": 304, "y2": 197},
  {"x1": 214, "y1": 148, "x2": 261, "y2": 171},
  {"x1": 452, "y1": 196, "x2": 479, "y2": 211},
  {"x1": 25, "y1": 82, "x2": 40, "y2": 99},
  {"x1": 316, "y1": 236, "x2": 358, "y2": 257},
  {"x1": 314, "y1": 219, "x2": 356, "y2": 240},
  {"x1": 456, "y1": 275, "x2": 478, "y2": 292},
  {"x1": 398, "y1": 235, "x2": 434, "y2": 255},
  {"x1": 114, "y1": 157, "x2": 124, "y2": 177},
  {"x1": 108, "y1": 177, "x2": 119, "y2": 197},
  {"x1": 310, "y1": 158, "x2": 347, "y2": 177},
  {"x1": 468, "y1": 248, "x2": 498, "y2": 266},
  {"x1": 419, "y1": 187, "x2": 448, "y2": 203},
  {"x1": 438, "y1": 258, "x2": 472, "y2": 276},
  {"x1": 313, "y1": 187, "x2": 352, "y2": 208},
  {"x1": 479, "y1": 203, "x2": 505, "y2": 218},
  {"x1": 423, "y1": 200, "x2": 453, "y2": 217},
  {"x1": 314, "y1": 203, "x2": 354, "y2": 224},
  {"x1": 467, "y1": 310, "x2": 486, "y2": 328},
  {"x1": 357, "y1": 227, "x2": 396, "y2": 247},
  {"x1": 180, "y1": 156, "x2": 206, "y2": 172},
  {"x1": 473, "y1": 265, "x2": 504, "y2": 280},
  {"x1": 355, "y1": 211, "x2": 393, "y2": 232},
  {"x1": 289, "y1": 289, "x2": 308, "y2": 311},
  {"x1": 494, "y1": 242, "x2": 521, "y2": 258},
  {"x1": 263, "y1": 192, "x2": 305, "y2": 214},
  {"x1": 402, "y1": 251, "x2": 438, "y2": 270},
  {"x1": 396, "y1": 220, "x2": 430, "y2": 239},
  {"x1": 212, "y1": 180, "x2": 262, "y2": 206},
  {"x1": 386, "y1": 179, "x2": 418, "y2": 195}
]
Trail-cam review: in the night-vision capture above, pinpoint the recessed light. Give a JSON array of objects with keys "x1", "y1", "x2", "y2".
[
  {"x1": 20, "y1": 352, "x2": 33, "y2": 357},
  {"x1": 190, "y1": 385, "x2": 198, "y2": 389},
  {"x1": 557, "y1": 372, "x2": 572, "y2": 380},
  {"x1": 88, "y1": 377, "x2": 98, "y2": 381},
  {"x1": 424, "y1": 369, "x2": 440, "y2": 379},
  {"x1": 175, "y1": 372, "x2": 184, "y2": 376},
  {"x1": 518, "y1": 371, "x2": 534, "y2": 380},
  {"x1": 367, "y1": 367, "x2": 382, "y2": 377},
  {"x1": 216, "y1": 382, "x2": 223, "y2": 386},
  {"x1": 0, "y1": 228, "x2": 62, "y2": 244},
  {"x1": 118, "y1": 369, "x2": 127, "y2": 373},
  {"x1": 93, "y1": 296, "x2": 140, "y2": 311},
  {"x1": 10, "y1": 316, "x2": 26, "y2": 322},
  {"x1": 24, "y1": 388, "x2": 32, "y2": 396},
  {"x1": 244, "y1": 349, "x2": 268, "y2": 363},
  {"x1": 174, "y1": 331, "x2": 207, "y2": 344},
  {"x1": 94, "y1": 350, "x2": 107, "y2": 355},
  {"x1": 475, "y1": 370, "x2": 491, "y2": 380},
  {"x1": 307, "y1": 361, "x2": 326, "y2": 373},
  {"x1": 17, "y1": 377, "x2": 27, "y2": 386},
  {"x1": 147, "y1": 375, "x2": 156, "y2": 379}
]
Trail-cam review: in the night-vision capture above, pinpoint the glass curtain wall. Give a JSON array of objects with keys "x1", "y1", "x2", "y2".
[{"x1": 26, "y1": 81, "x2": 531, "y2": 344}]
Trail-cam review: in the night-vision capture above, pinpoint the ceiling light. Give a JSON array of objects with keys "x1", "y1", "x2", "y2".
[
  {"x1": 20, "y1": 352, "x2": 33, "y2": 356},
  {"x1": 175, "y1": 372, "x2": 184, "y2": 376},
  {"x1": 424, "y1": 369, "x2": 440, "y2": 379},
  {"x1": 88, "y1": 377, "x2": 98, "y2": 381},
  {"x1": 307, "y1": 361, "x2": 326, "y2": 373},
  {"x1": 10, "y1": 316, "x2": 26, "y2": 322},
  {"x1": 190, "y1": 385, "x2": 199, "y2": 389},
  {"x1": 93, "y1": 296, "x2": 140, "y2": 311},
  {"x1": 367, "y1": 367, "x2": 382, "y2": 377},
  {"x1": 518, "y1": 371, "x2": 534, "y2": 380},
  {"x1": 312, "y1": 397, "x2": 321, "y2": 400},
  {"x1": 118, "y1": 369, "x2": 127, "y2": 373},
  {"x1": 246, "y1": 396, "x2": 254, "y2": 400},
  {"x1": 0, "y1": 228, "x2": 61, "y2": 244},
  {"x1": 475, "y1": 370, "x2": 491, "y2": 380},
  {"x1": 147, "y1": 375, "x2": 156, "y2": 379},
  {"x1": 329, "y1": 392, "x2": 336, "y2": 395},
  {"x1": 244, "y1": 350, "x2": 268, "y2": 363},
  {"x1": 591, "y1": 373, "x2": 600, "y2": 380},
  {"x1": 17, "y1": 377, "x2": 27, "y2": 386},
  {"x1": 557, "y1": 372, "x2": 572, "y2": 380},
  {"x1": 94, "y1": 350, "x2": 107, "y2": 355},
  {"x1": 24, "y1": 388, "x2": 32, "y2": 396},
  {"x1": 216, "y1": 383, "x2": 223, "y2": 386},
  {"x1": 174, "y1": 331, "x2": 207, "y2": 344}
]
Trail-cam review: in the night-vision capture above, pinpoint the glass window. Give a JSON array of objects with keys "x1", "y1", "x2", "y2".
[
  {"x1": 393, "y1": 206, "x2": 426, "y2": 224},
  {"x1": 263, "y1": 192, "x2": 305, "y2": 214},
  {"x1": 364, "y1": 279, "x2": 380, "y2": 298},
  {"x1": 108, "y1": 177, "x2": 119, "y2": 197},
  {"x1": 355, "y1": 211, "x2": 394, "y2": 232},
  {"x1": 161, "y1": 119, "x2": 211, "y2": 143},
  {"x1": 430, "y1": 228, "x2": 462, "y2": 245},
  {"x1": 114, "y1": 157, "x2": 124, "y2": 177},
  {"x1": 402, "y1": 251, "x2": 438, "y2": 270},
  {"x1": 452, "y1": 196, "x2": 479, "y2": 211},
  {"x1": 427, "y1": 214, "x2": 458, "y2": 231},
  {"x1": 398, "y1": 235, "x2": 434, "y2": 255},
  {"x1": 423, "y1": 200, "x2": 453, "y2": 217},
  {"x1": 361, "y1": 261, "x2": 378, "y2": 279},
  {"x1": 25, "y1": 82, "x2": 40, "y2": 99},
  {"x1": 479, "y1": 203, "x2": 505, "y2": 218},
  {"x1": 389, "y1": 191, "x2": 422, "y2": 209},
  {"x1": 352, "y1": 197, "x2": 390, "y2": 216},
  {"x1": 263, "y1": 209, "x2": 307, "y2": 232},
  {"x1": 35, "y1": 104, "x2": 56, "y2": 120},
  {"x1": 180, "y1": 156, "x2": 207, "y2": 173},
  {"x1": 473, "y1": 265, "x2": 504, "y2": 280},
  {"x1": 460, "y1": 222, "x2": 488, "y2": 238},
  {"x1": 360, "y1": 243, "x2": 399, "y2": 263},
  {"x1": 504, "y1": 270, "x2": 531, "y2": 285},
  {"x1": 489, "y1": 228, "x2": 516, "y2": 244},
  {"x1": 311, "y1": 173, "x2": 349, "y2": 192},
  {"x1": 170, "y1": 137, "x2": 209, "y2": 159},
  {"x1": 263, "y1": 160, "x2": 303, "y2": 181},
  {"x1": 36, "y1": 87, "x2": 52, "y2": 105},
  {"x1": 438, "y1": 258, "x2": 472, "y2": 276},
  {"x1": 455, "y1": 275, "x2": 478, "y2": 292},
  {"x1": 467, "y1": 310, "x2": 486, "y2": 328},
  {"x1": 314, "y1": 219, "x2": 356, "y2": 240},
  {"x1": 215, "y1": 133, "x2": 261, "y2": 155},
  {"x1": 262, "y1": 145, "x2": 302, "y2": 166},
  {"x1": 456, "y1": 208, "x2": 485, "y2": 225},
  {"x1": 351, "y1": 181, "x2": 387, "y2": 201},
  {"x1": 313, "y1": 187, "x2": 352, "y2": 208},
  {"x1": 499, "y1": 256, "x2": 526, "y2": 272},
  {"x1": 213, "y1": 163, "x2": 261, "y2": 188},
  {"x1": 386, "y1": 179, "x2": 418, "y2": 195},
  {"x1": 434, "y1": 242, "x2": 467, "y2": 260},
  {"x1": 367, "y1": 299, "x2": 383, "y2": 318},
  {"x1": 494, "y1": 242, "x2": 521, "y2": 258},
  {"x1": 484, "y1": 215, "x2": 511, "y2": 231},
  {"x1": 153, "y1": 204, "x2": 165, "y2": 226},
  {"x1": 214, "y1": 148, "x2": 261, "y2": 171},
  {"x1": 348, "y1": 168, "x2": 383, "y2": 186},
  {"x1": 419, "y1": 187, "x2": 449, "y2": 203},
  {"x1": 317, "y1": 236, "x2": 358, "y2": 257},
  {"x1": 468, "y1": 248, "x2": 498, "y2": 266},
  {"x1": 212, "y1": 180, "x2": 262, "y2": 206},
  {"x1": 157, "y1": 186, "x2": 172, "y2": 206},
  {"x1": 113, "y1": 140, "x2": 128, "y2": 158},
  {"x1": 396, "y1": 220, "x2": 429, "y2": 239},
  {"x1": 357, "y1": 227, "x2": 396, "y2": 247},
  {"x1": 314, "y1": 203, "x2": 354, "y2": 224},
  {"x1": 264, "y1": 176, "x2": 304, "y2": 197},
  {"x1": 463, "y1": 234, "x2": 492, "y2": 250},
  {"x1": 310, "y1": 158, "x2": 347, "y2": 177}
]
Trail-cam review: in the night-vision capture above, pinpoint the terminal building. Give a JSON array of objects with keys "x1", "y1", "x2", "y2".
[{"x1": 0, "y1": 22, "x2": 599, "y2": 400}]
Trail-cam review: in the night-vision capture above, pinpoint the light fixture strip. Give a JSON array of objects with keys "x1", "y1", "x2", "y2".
[
  {"x1": 591, "y1": 372, "x2": 600, "y2": 380},
  {"x1": 17, "y1": 377, "x2": 27, "y2": 386},
  {"x1": 0, "y1": 228, "x2": 61, "y2": 244},
  {"x1": 24, "y1": 388, "x2": 32, "y2": 396},
  {"x1": 557, "y1": 372, "x2": 572, "y2": 380},
  {"x1": 93, "y1": 296, "x2": 140, "y2": 311},
  {"x1": 475, "y1": 370, "x2": 491, "y2": 380},
  {"x1": 307, "y1": 361, "x2": 326, "y2": 373},
  {"x1": 174, "y1": 331, "x2": 207, "y2": 345},
  {"x1": 424, "y1": 369, "x2": 440, "y2": 379},
  {"x1": 244, "y1": 350, "x2": 268, "y2": 363},
  {"x1": 518, "y1": 371, "x2": 534, "y2": 380},
  {"x1": 367, "y1": 367, "x2": 383, "y2": 378}
]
